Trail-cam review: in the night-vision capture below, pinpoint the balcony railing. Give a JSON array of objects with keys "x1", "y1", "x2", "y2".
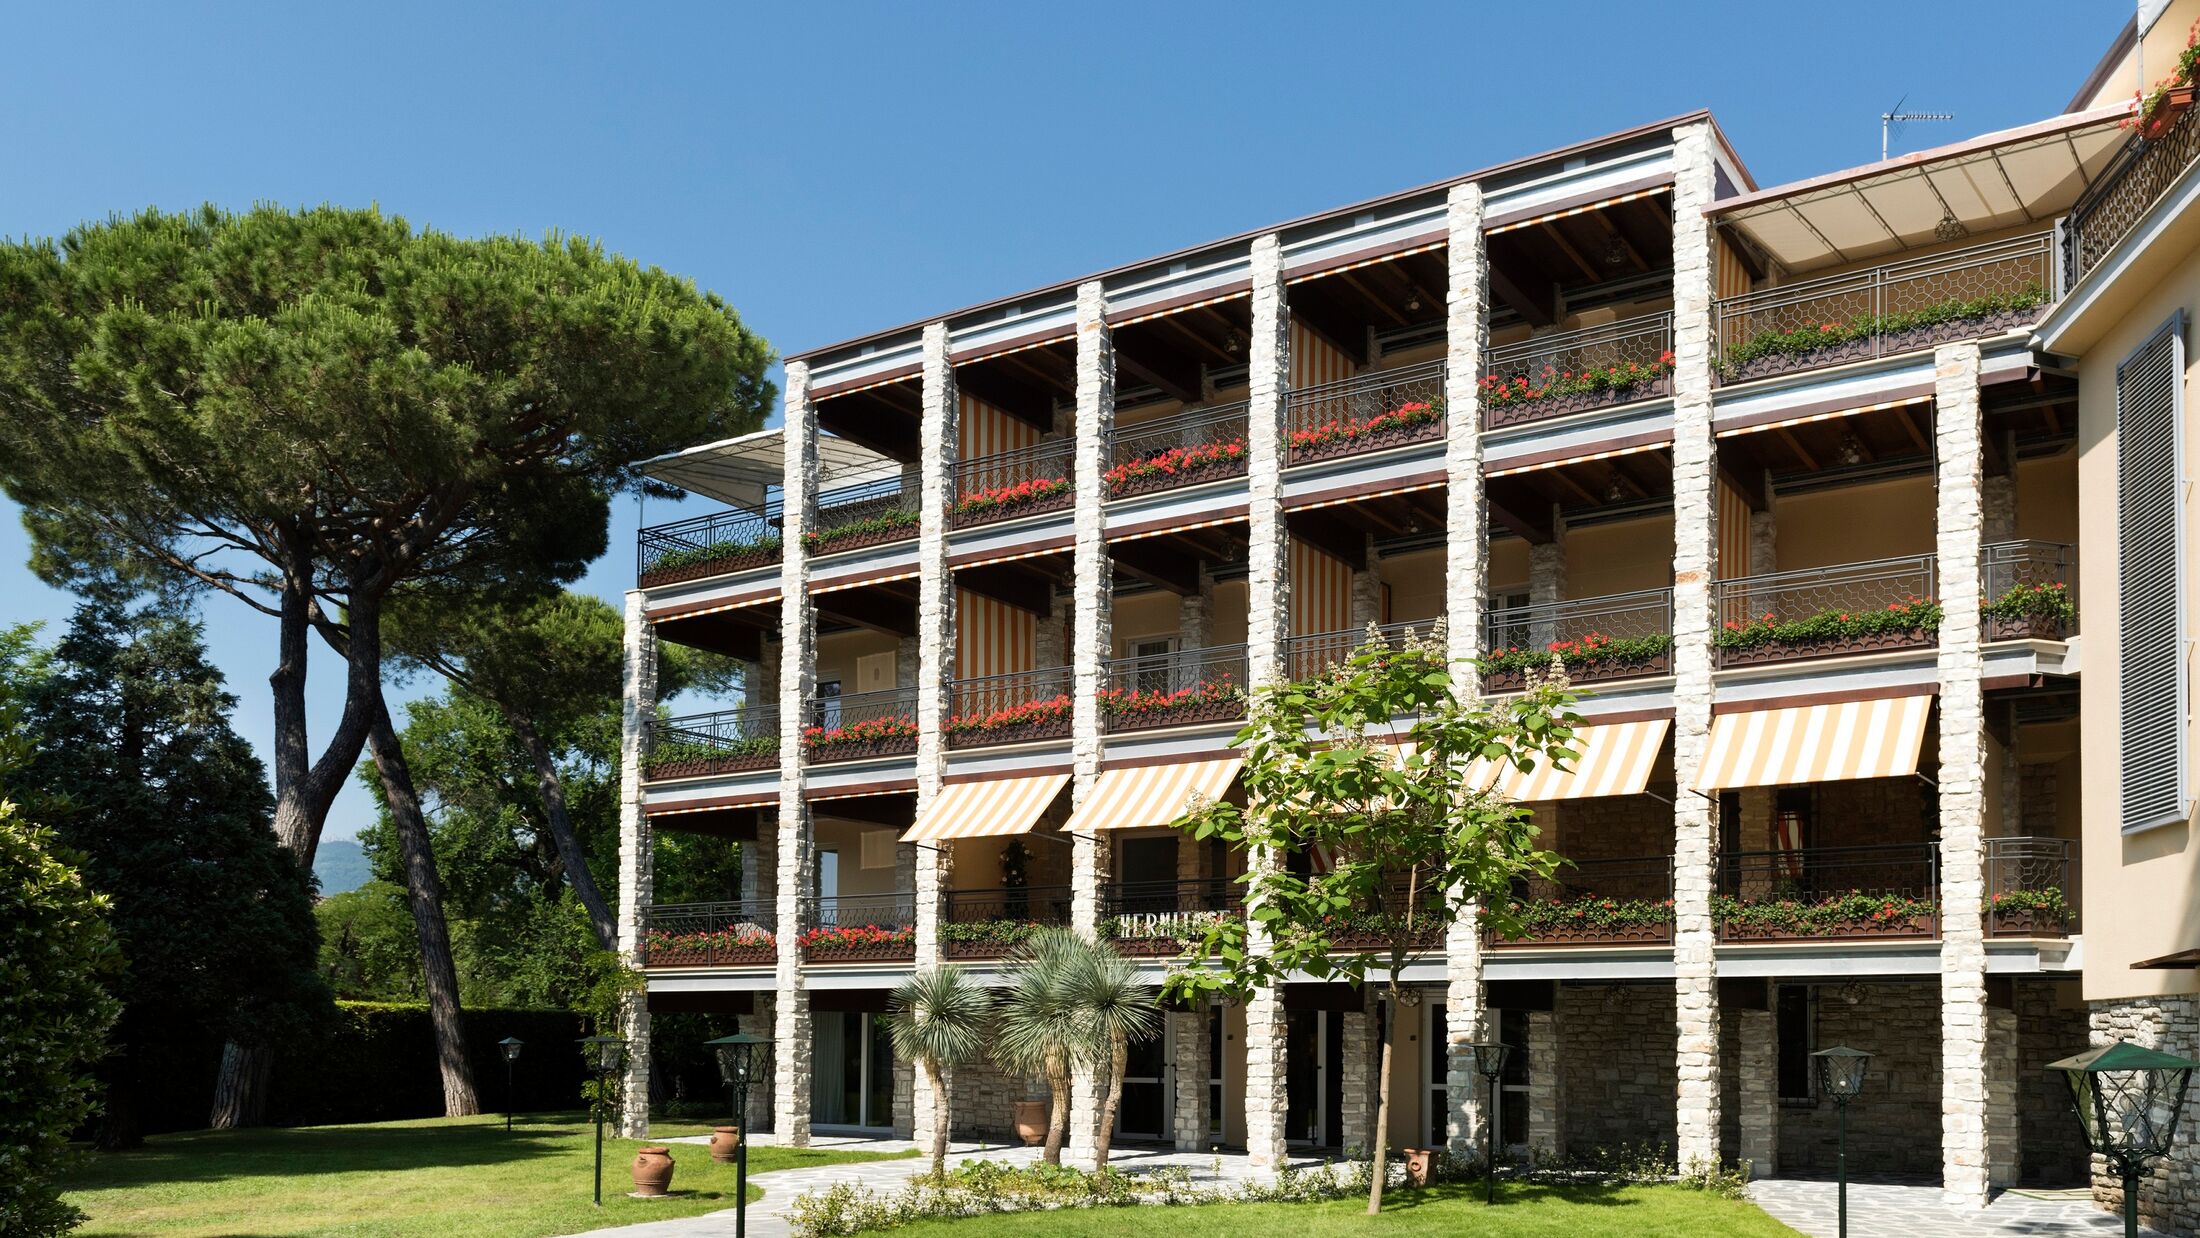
[
  {"x1": 1483, "y1": 588, "x2": 1674, "y2": 691},
  {"x1": 942, "y1": 884, "x2": 1075, "y2": 959},
  {"x1": 805, "y1": 686, "x2": 918, "y2": 762},
  {"x1": 1985, "y1": 836, "x2": 2077, "y2": 937},
  {"x1": 947, "y1": 666, "x2": 1073, "y2": 749},
  {"x1": 1490, "y1": 856, "x2": 1676, "y2": 948},
  {"x1": 1285, "y1": 619, "x2": 1437, "y2": 683},
  {"x1": 1713, "y1": 232, "x2": 2054, "y2": 383},
  {"x1": 1100, "y1": 643, "x2": 1248, "y2": 733},
  {"x1": 2066, "y1": 102, "x2": 2200, "y2": 288},
  {"x1": 641, "y1": 900, "x2": 777, "y2": 967},
  {"x1": 1714, "y1": 554, "x2": 1938, "y2": 668},
  {"x1": 808, "y1": 472, "x2": 918, "y2": 556},
  {"x1": 1715, "y1": 843, "x2": 1939, "y2": 942},
  {"x1": 948, "y1": 439, "x2": 1075, "y2": 529},
  {"x1": 1285, "y1": 360, "x2": 1446, "y2": 465},
  {"x1": 1106, "y1": 400, "x2": 1251, "y2": 499},
  {"x1": 799, "y1": 892, "x2": 917, "y2": 963},
  {"x1": 1099, "y1": 878, "x2": 1241, "y2": 957},
  {"x1": 645, "y1": 706, "x2": 780, "y2": 780},
  {"x1": 1983, "y1": 540, "x2": 2077, "y2": 640},
  {"x1": 638, "y1": 502, "x2": 784, "y2": 587},
  {"x1": 1481, "y1": 312, "x2": 1674, "y2": 429}
]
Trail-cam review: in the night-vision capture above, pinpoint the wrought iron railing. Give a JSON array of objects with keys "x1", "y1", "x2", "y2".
[
  {"x1": 1481, "y1": 312, "x2": 1674, "y2": 428},
  {"x1": 1099, "y1": 878, "x2": 1241, "y2": 957},
  {"x1": 641, "y1": 900, "x2": 778, "y2": 966},
  {"x1": 808, "y1": 471, "x2": 919, "y2": 554},
  {"x1": 1482, "y1": 588, "x2": 1674, "y2": 690},
  {"x1": 645, "y1": 705, "x2": 780, "y2": 779},
  {"x1": 637, "y1": 502, "x2": 784, "y2": 585},
  {"x1": 1985, "y1": 836, "x2": 2078, "y2": 937},
  {"x1": 1107, "y1": 400, "x2": 1252, "y2": 498},
  {"x1": 1983, "y1": 540, "x2": 2077, "y2": 639},
  {"x1": 799, "y1": 892, "x2": 918, "y2": 962},
  {"x1": 941, "y1": 884, "x2": 1075, "y2": 959},
  {"x1": 1492, "y1": 855, "x2": 1676, "y2": 948},
  {"x1": 1285, "y1": 360, "x2": 1447, "y2": 464},
  {"x1": 1284, "y1": 619, "x2": 1437, "y2": 683},
  {"x1": 2066, "y1": 103, "x2": 2200, "y2": 287},
  {"x1": 946, "y1": 666, "x2": 1073, "y2": 748},
  {"x1": 1713, "y1": 232, "x2": 2054, "y2": 383},
  {"x1": 1715, "y1": 843, "x2": 1940, "y2": 941},
  {"x1": 1099, "y1": 643, "x2": 1249, "y2": 733},
  {"x1": 804, "y1": 686, "x2": 919, "y2": 762},
  {"x1": 1714, "y1": 554, "x2": 1939, "y2": 667},
  {"x1": 949, "y1": 439, "x2": 1075, "y2": 528}
]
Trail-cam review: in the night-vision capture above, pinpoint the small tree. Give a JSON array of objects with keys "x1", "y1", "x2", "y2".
[
  {"x1": 992, "y1": 927, "x2": 1101, "y2": 1166},
  {"x1": 885, "y1": 967, "x2": 994, "y2": 1178},
  {"x1": 1162, "y1": 627, "x2": 1579, "y2": 1213},
  {"x1": 1076, "y1": 939, "x2": 1160, "y2": 1169}
]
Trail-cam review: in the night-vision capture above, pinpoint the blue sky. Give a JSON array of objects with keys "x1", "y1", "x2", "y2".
[{"x1": 0, "y1": 0, "x2": 2124, "y2": 839}]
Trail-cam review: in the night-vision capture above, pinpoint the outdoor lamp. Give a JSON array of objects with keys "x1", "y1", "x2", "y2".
[
  {"x1": 705, "y1": 1032, "x2": 772, "y2": 1238},
  {"x1": 1466, "y1": 1041, "x2": 1513, "y2": 1205},
  {"x1": 497, "y1": 1037, "x2": 525, "y2": 1133},
  {"x1": 576, "y1": 1035, "x2": 627, "y2": 1207},
  {"x1": 2048, "y1": 1040, "x2": 2199, "y2": 1238},
  {"x1": 1811, "y1": 1045, "x2": 1872, "y2": 1238}
]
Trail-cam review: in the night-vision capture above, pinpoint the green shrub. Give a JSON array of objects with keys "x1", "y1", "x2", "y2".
[
  {"x1": 266, "y1": 1002, "x2": 590, "y2": 1124},
  {"x1": 1721, "y1": 285, "x2": 2048, "y2": 372}
]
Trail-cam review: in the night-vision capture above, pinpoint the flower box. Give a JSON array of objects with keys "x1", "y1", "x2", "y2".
[
  {"x1": 1483, "y1": 373, "x2": 1672, "y2": 428},
  {"x1": 1105, "y1": 440, "x2": 1249, "y2": 499},
  {"x1": 1986, "y1": 906, "x2": 2071, "y2": 937},
  {"x1": 806, "y1": 516, "x2": 919, "y2": 556},
  {"x1": 2138, "y1": 84, "x2": 2197, "y2": 140},
  {"x1": 1984, "y1": 613, "x2": 2067, "y2": 642},
  {"x1": 947, "y1": 478, "x2": 1073, "y2": 529},
  {"x1": 1481, "y1": 649, "x2": 1671, "y2": 693},
  {"x1": 643, "y1": 932, "x2": 777, "y2": 968},
  {"x1": 1717, "y1": 914, "x2": 1935, "y2": 942},
  {"x1": 1288, "y1": 411, "x2": 1444, "y2": 464},
  {"x1": 1329, "y1": 922, "x2": 1446, "y2": 952},
  {"x1": 799, "y1": 926, "x2": 916, "y2": 963},
  {"x1": 1489, "y1": 921, "x2": 1674, "y2": 948},
  {"x1": 1715, "y1": 626, "x2": 1936, "y2": 667},
  {"x1": 947, "y1": 714, "x2": 1072, "y2": 749},
  {"x1": 640, "y1": 542, "x2": 783, "y2": 587},
  {"x1": 1723, "y1": 303, "x2": 2045, "y2": 383},
  {"x1": 646, "y1": 750, "x2": 779, "y2": 780},
  {"x1": 808, "y1": 735, "x2": 918, "y2": 763},
  {"x1": 1103, "y1": 694, "x2": 1245, "y2": 733}
]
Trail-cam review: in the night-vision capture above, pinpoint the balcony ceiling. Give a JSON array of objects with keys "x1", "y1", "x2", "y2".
[
  {"x1": 1286, "y1": 249, "x2": 1450, "y2": 362},
  {"x1": 1487, "y1": 448, "x2": 1674, "y2": 542},
  {"x1": 639, "y1": 427, "x2": 899, "y2": 508},
  {"x1": 958, "y1": 339, "x2": 1075, "y2": 428},
  {"x1": 1712, "y1": 106, "x2": 2129, "y2": 274},
  {"x1": 1110, "y1": 297, "x2": 1256, "y2": 405},
  {"x1": 1486, "y1": 194, "x2": 1674, "y2": 327}
]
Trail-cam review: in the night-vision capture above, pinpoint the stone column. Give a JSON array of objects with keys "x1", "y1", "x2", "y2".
[
  {"x1": 616, "y1": 589, "x2": 659, "y2": 1137},
  {"x1": 1986, "y1": 1005, "x2": 2020, "y2": 1188},
  {"x1": 1067, "y1": 279, "x2": 1116, "y2": 1159},
  {"x1": 1527, "y1": 521, "x2": 1567, "y2": 647},
  {"x1": 773, "y1": 360, "x2": 822, "y2": 1147},
  {"x1": 908, "y1": 321, "x2": 961, "y2": 1144},
  {"x1": 1350, "y1": 534, "x2": 1383, "y2": 630},
  {"x1": 1179, "y1": 566, "x2": 1215, "y2": 651},
  {"x1": 1526, "y1": 1009, "x2": 1563, "y2": 1157},
  {"x1": 1442, "y1": 180, "x2": 1494, "y2": 1155},
  {"x1": 1736, "y1": 1006, "x2": 1778, "y2": 1175},
  {"x1": 1667, "y1": 120, "x2": 1723, "y2": 1171},
  {"x1": 1171, "y1": 1006, "x2": 1211, "y2": 1151},
  {"x1": 2087, "y1": 996, "x2": 2200, "y2": 1234},
  {"x1": 1935, "y1": 340, "x2": 1990, "y2": 1208},
  {"x1": 1339, "y1": 993, "x2": 1379, "y2": 1154}
]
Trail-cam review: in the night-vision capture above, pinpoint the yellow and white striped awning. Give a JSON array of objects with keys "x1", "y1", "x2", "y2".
[
  {"x1": 900, "y1": 772, "x2": 1070, "y2": 843},
  {"x1": 1694, "y1": 695, "x2": 1933, "y2": 791},
  {"x1": 1064, "y1": 757, "x2": 1243, "y2": 833},
  {"x1": 1470, "y1": 719, "x2": 1671, "y2": 802}
]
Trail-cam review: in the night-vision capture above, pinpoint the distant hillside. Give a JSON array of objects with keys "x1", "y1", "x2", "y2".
[{"x1": 313, "y1": 839, "x2": 373, "y2": 897}]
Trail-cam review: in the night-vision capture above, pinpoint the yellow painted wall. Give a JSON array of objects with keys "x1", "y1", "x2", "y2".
[
  {"x1": 1771, "y1": 473, "x2": 1935, "y2": 571},
  {"x1": 1111, "y1": 591, "x2": 1180, "y2": 652},
  {"x1": 813, "y1": 816, "x2": 902, "y2": 899},
  {"x1": 1382, "y1": 547, "x2": 1445, "y2": 623},
  {"x1": 1564, "y1": 514, "x2": 1673, "y2": 599},
  {"x1": 1213, "y1": 581, "x2": 1250, "y2": 648},
  {"x1": 816, "y1": 629, "x2": 901, "y2": 695},
  {"x1": 1489, "y1": 538, "x2": 1531, "y2": 594},
  {"x1": 2015, "y1": 450, "x2": 2080, "y2": 547}
]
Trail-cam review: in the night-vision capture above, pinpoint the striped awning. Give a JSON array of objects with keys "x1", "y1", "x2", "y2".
[
  {"x1": 1694, "y1": 695, "x2": 1933, "y2": 791},
  {"x1": 1472, "y1": 719, "x2": 1671, "y2": 802},
  {"x1": 900, "y1": 772, "x2": 1070, "y2": 843},
  {"x1": 1064, "y1": 757, "x2": 1243, "y2": 833}
]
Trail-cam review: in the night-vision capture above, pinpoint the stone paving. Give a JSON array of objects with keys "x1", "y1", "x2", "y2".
[{"x1": 1747, "y1": 1176, "x2": 2172, "y2": 1237}]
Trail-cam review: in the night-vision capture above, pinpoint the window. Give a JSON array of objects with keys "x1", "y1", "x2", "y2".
[
  {"x1": 813, "y1": 679, "x2": 843, "y2": 729},
  {"x1": 1775, "y1": 985, "x2": 1813, "y2": 1105},
  {"x1": 1425, "y1": 1000, "x2": 1449, "y2": 1147},
  {"x1": 1499, "y1": 1008, "x2": 1530, "y2": 1150},
  {"x1": 2118, "y1": 314, "x2": 2190, "y2": 833},
  {"x1": 1129, "y1": 637, "x2": 1177, "y2": 696},
  {"x1": 1487, "y1": 590, "x2": 1531, "y2": 652}
]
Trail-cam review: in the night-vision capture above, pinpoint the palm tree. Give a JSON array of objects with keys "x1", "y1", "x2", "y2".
[
  {"x1": 1073, "y1": 937, "x2": 1160, "y2": 1169},
  {"x1": 885, "y1": 966, "x2": 994, "y2": 1178},
  {"x1": 991, "y1": 926, "x2": 1099, "y2": 1166}
]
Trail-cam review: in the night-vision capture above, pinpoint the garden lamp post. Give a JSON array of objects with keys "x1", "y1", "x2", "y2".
[
  {"x1": 705, "y1": 1032, "x2": 770, "y2": 1238},
  {"x1": 1466, "y1": 1041, "x2": 1512, "y2": 1205},
  {"x1": 577, "y1": 1034, "x2": 626, "y2": 1207},
  {"x1": 1811, "y1": 1045, "x2": 1872, "y2": 1238},
  {"x1": 498, "y1": 1037, "x2": 524, "y2": 1133},
  {"x1": 2048, "y1": 1040, "x2": 2198, "y2": 1238}
]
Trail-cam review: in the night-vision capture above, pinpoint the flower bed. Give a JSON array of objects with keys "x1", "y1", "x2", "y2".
[
  {"x1": 646, "y1": 737, "x2": 780, "y2": 779},
  {"x1": 1986, "y1": 887, "x2": 2072, "y2": 937},
  {"x1": 1715, "y1": 598, "x2": 1940, "y2": 666},
  {"x1": 1479, "y1": 633, "x2": 1673, "y2": 693},
  {"x1": 1480, "y1": 353, "x2": 1676, "y2": 427},
  {"x1": 945, "y1": 695, "x2": 1072, "y2": 748},
  {"x1": 948, "y1": 476, "x2": 1072, "y2": 528},
  {"x1": 1713, "y1": 891, "x2": 1937, "y2": 941},
  {"x1": 1288, "y1": 399, "x2": 1444, "y2": 463},
  {"x1": 1099, "y1": 679, "x2": 1245, "y2": 732},
  {"x1": 1104, "y1": 439, "x2": 1248, "y2": 498},
  {"x1": 643, "y1": 927, "x2": 777, "y2": 967},
  {"x1": 1720, "y1": 287, "x2": 2049, "y2": 382},
  {"x1": 1100, "y1": 910, "x2": 1237, "y2": 958},
  {"x1": 804, "y1": 716, "x2": 919, "y2": 762},
  {"x1": 1981, "y1": 580, "x2": 2073, "y2": 642},
  {"x1": 799, "y1": 924, "x2": 916, "y2": 962},
  {"x1": 1489, "y1": 896, "x2": 1676, "y2": 947},
  {"x1": 640, "y1": 536, "x2": 784, "y2": 586},
  {"x1": 804, "y1": 508, "x2": 919, "y2": 554}
]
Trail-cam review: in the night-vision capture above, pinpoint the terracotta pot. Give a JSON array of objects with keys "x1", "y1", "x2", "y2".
[
  {"x1": 710, "y1": 1125, "x2": 742, "y2": 1163},
  {"x1": 1402, "y1": 1146, "x2": 1434, "y2": 1187},
  {"x1": 631, "y1": 1146, "x2": 675, "y2": 1196},
  {"x1": 1012, "y1": 1099, "x2": 1049, "y2": 1147}
]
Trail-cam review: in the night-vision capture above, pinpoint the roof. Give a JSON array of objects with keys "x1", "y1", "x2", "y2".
[{"x1": 635, "y1": 428, "x2": 895, "y2": 509}]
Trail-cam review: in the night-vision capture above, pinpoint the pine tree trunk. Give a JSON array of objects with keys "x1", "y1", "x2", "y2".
[
  {"x1": 509, "y1": 712, "x2": 617, "y2": 950},
  {"x1": 208, "y1": 1039, "x2": 274, "y2": 1130},
  {"x1": 1368, "y1": 980, "x2": 1399, "y2": 1214},
  {"x1": 1094, "y1": 1037, "x2": 1127, "y2": 1169},
  {"x1": 925, "y1": 1059, "x2": 949, "y2": 1178}
]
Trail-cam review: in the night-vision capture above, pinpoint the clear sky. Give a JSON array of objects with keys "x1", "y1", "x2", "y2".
[{"x1": 0, "y1": 0, "x2": 2127, "y2": 839}]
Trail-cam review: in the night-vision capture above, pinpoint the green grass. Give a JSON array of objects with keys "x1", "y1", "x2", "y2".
[
  {"x1": 871, "y1": 1181, "x2": 1800, "y2": 1237},
  {"x1": 62, "y1": 1111, "x2": 912, "y2": 1238}
]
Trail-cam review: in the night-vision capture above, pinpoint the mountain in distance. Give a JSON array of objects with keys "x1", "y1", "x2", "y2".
[{"x1": 312, "y1": 838, "x2": 373, "y2": 897}]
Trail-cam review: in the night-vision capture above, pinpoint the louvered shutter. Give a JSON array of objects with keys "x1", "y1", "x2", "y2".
[{"x1": 2116, "y1": 315, "x2": 2189, "y2": 832}]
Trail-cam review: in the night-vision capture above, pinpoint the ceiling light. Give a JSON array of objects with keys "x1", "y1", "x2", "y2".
[
  {"x1": 1603, "y1": 235, "x2": 1630, "y2": 266},
  {"x1": 1838, "y1": 431, "x2": 1865, "y2": 466},
  {"x1": 1935, "y1": 212, "x2": 1970, "y2": 242}
]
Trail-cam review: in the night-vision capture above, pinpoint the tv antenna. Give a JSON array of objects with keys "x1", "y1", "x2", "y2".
[{"x1": 1882, "y1": 96, "x2": 1954, "y2": 161}]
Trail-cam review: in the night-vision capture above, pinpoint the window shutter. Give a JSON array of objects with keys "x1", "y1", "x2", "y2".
[{"x1": 2116, "y1": 315, "x2": 2189, "y2": 832}]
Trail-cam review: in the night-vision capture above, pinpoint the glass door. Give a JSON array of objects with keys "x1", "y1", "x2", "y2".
[
  {"x1": 1424, "y1": 999, "x2": 1449, "y2": 1148},
  {"x1": 811, "y1": 1011, "x2": 896, "y2": 1130},
  {"x1": 1114, "y1": 1018, "x2": 1172, "y2": 1144}
]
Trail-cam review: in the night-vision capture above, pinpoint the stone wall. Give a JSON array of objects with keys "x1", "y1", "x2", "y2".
[
  {"x1": 1558, "y1": 984, "x2": 1677, "y2": 1153},
  {"x1": 2087, "y1": 995, "x2": 2200, "y2": 1235},
  {"x1": 1778, "y1": 982, "x2": 1942, "y2": 1176},
  {"x1": 949, "y1": 1058, "x2": 1039, "y2": 1145},
  {"x1": 1547, "y1": 792, "x2": 1675, "y2": 863},
  {"x1": 1813, "y1": 776, "x2": 1935, "y2": 850},
  {"x1": 2016, "y1": 979, "x2": 2088, "y2": 1185}
]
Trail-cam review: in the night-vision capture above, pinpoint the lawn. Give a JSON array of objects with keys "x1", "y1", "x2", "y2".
[
  {"x1": 62, "y1": 1111, "x2": 911, "y2": 1238},
  {"x1": 871, "y1": 1181, "x2": 1800, "y2": 1237}
]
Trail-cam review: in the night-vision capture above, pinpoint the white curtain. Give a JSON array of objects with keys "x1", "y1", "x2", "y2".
[{"x1": 812, "y1": 1014, "x2": 848, "y2": 1125}]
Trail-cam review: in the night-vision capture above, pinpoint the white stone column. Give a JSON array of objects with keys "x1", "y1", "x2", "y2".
[
  {"x1": 1527, "y1": 523, "x2": 1567, "y2": 647},
  {"x1": 1736, "y1": 1006, "x2": 1778, "y2": 1175},
  {"x1": 1067, "y1": 279, "x2": 1115, "y2": 1158},
  {"x1": 1935, "y1": 340, "x2": 1990, "y2": 1208},
  {"x1": 1986, "y1": 1005, "x2": 2020, "y2": 1189},
  {"x1": 909, "y1": 321, "x2": 960, "y2": 1144},
  {"x1": 1350, "y1": 534, "x2": 1383, "y2": 630},
  {"x1": 1171, "y1": 1006, "x2": 1210, "y2": 1151},
  {"x1": 774, "y1": 360, "x2": 821, "y2": 1147},
  {"x1": 1667, "y1": 120, "x2": 1723, "y2": 1171},
  {"x1": 1526, "y1": 1009, "x2": 1563, "y2": 1157},
  {"x1": 1339, "y1": 993, "x2": 1379, "y2": 1154},
  {"x1": 1442, "y1": 181, "x2": 1494, "y2": 1155},
  {"x1": 616, "y1": 588, "x2": 659, "y2": 1137}
]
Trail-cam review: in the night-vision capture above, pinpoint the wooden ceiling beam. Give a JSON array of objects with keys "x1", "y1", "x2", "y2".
[
  {"x1": 953, "y1": 563, "x2": 1055, "y2": 616},
  {"x1": 955, "y1": 366, "x2": 1055, "y2": 432},
  {"x1": 1154, "y1": 314, "x2": 1238, "y2": 365},
  {"x1": 814, "y1": 589, "x2": 918, "y2": 638},
  {"x1": 1717, "y1": 460, "x2": 1768, "y2": 512},
  {"x1": 1539, "y1": 220, "x2": 1605, "y2": 284},
  {"x1": 1113, "y1": 338, "x2": 1202, "y2": 404},
  {"x1": 1109, "y1": 538, "x2": 1200, "y2": 596},
  {"x1": 1486, "y1": 492, "x2": 1554, "y2": 544},
  {"x1": 1287, "y1": 511, "x2": 1371, "y2": 569},
  {"x1": 1337, "y1": 269, "x2": 1412, "y2": 328},
  {"x1": 1488, "y1": 261, "x2": 1557, "y2": 328},
  {"x1": 1283, "y1": 290, "x2": 1370, "y2": 367}
]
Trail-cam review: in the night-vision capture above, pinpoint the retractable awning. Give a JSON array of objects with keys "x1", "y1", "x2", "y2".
[
  {"x1": 899, "y1": 772, "x2": 1070, "y2": 843},
  {"x1": 1694, "y1": 695, "x2": 1933, "y2": 791},
  {"x1": 1063, "y1": 756, "x2": 1243, "y2": 833},
  {"x1": 1470, "y1": 718, "x2": 1671, "y2": 801}
]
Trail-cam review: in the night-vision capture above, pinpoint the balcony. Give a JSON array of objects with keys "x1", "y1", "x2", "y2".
[
  {"x1": 1714, "y1": 555, "x2": 1938, "y2": 668},
  {"x1": 642, "y1": 900, "x2": 777, "y2": 967},
  {"x1": 1285, "y1": 619, "x2": 1436, "y2": 683},
  {"x1": 1481, "y1": 312, "x2": 1675, "y2": 429},
  {"x1": 806, "y1": 687, "x2": 918, "y2": 763},
  {"x1": 1285, "y1": 360, "x2": 1445, "y2": 465},
  {"x1": 638, "y1": 503, "x2": 783, "y2": 588},
  {"x1": 1715, "y1": 844, "x2": 1940, "y2": 941},
  {"x1": 1489, "y1": 856, "x2": 1676, "y2": 948},
  {"x1": 946, "y1": 666, "x2": 1072, "y2": 749},
  {"x1": 799, "y1": 892, "x2": 916, "y2": 963},
  {"x1": 1106, "y1": 401, "x2": 1250, "y2": 499},
  {"x1": 2065, "y1": 102, "x2": 2200, "y2": 288},
  {"x1": 645, "y1": 706, "x2": 779, "y2": 780},
  {"x1": 1713, "y1": 232, "x2": 2054, "y2": 384},
  {"x1": 1099, "y1": 643, "x2": 1248, "y2": 733},
  {"x1": 1985, "y1": 836, "x2": 2079, "y2": 937},
  {"x1": 1098, "y1": 878, "x2": 1240, "y2": 958},
  {"x1": 1482, "y1": 589, "x2": 1674, "y2": 691},
  {"x1": 1983, "y1": 541, "x2": 2076, "y2": 641},
  {"x1": 948, "y1": 439, "x2": 1073, "y2": 529},
  {"x1": 806, "y1": 475, "x2": 918, "y2": 556},
  {"x1": 941, "y1": 884, "x2": 1074, "y2": 960}
]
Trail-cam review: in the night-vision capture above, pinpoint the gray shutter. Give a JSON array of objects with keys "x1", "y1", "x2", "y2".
[{"x1": 2116, "y1": 314, "x2": 2189, "y2": 833}]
